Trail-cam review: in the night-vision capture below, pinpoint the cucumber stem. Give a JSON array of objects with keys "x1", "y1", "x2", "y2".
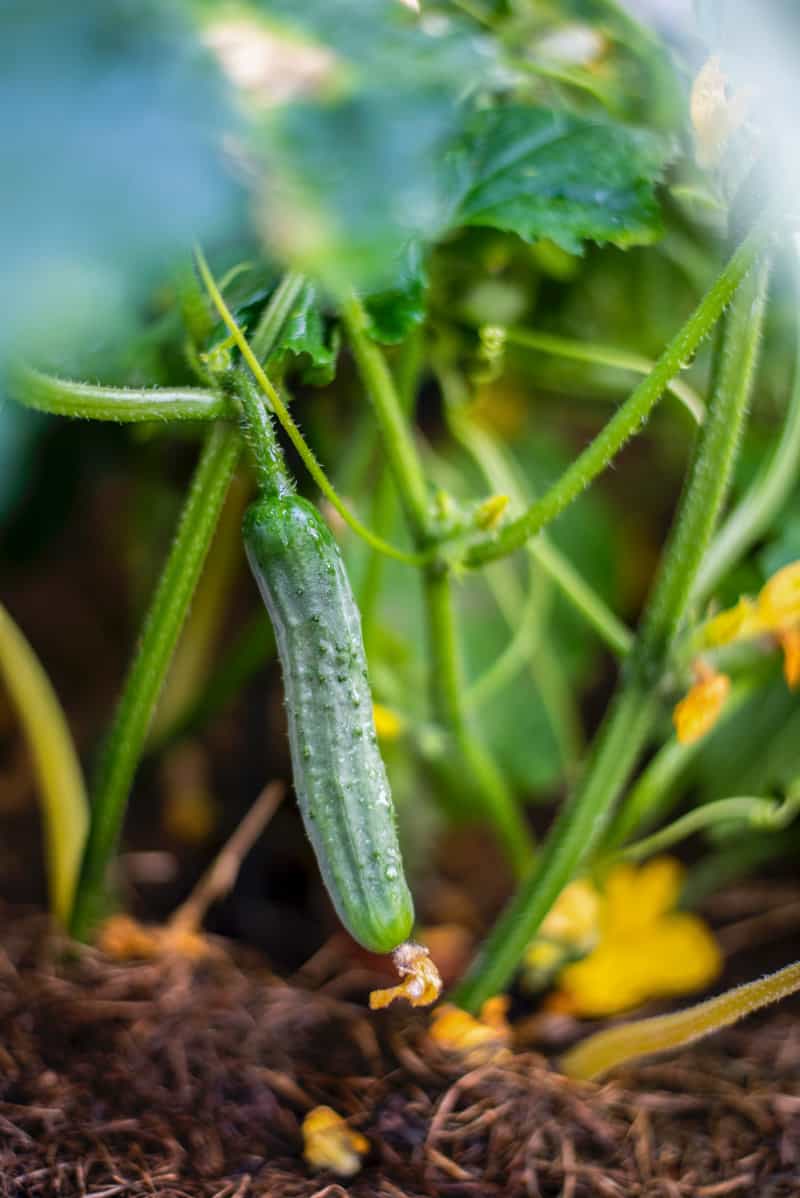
[{"x1": 231, "y1": 371, "x2": 293, "y2": 499}]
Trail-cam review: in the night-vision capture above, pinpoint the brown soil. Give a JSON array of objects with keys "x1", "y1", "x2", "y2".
[{"x1": 1, "y1": 909, "x2": 799, "y2": 1198}]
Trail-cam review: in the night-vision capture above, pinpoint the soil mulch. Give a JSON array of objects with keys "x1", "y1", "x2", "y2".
[{"x1": 1, "y1": 910, "x2": 799, "y2": 1197}]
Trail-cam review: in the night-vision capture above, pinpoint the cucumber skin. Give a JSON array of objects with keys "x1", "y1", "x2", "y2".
[{"x1": 243, "y1": 494, "x2": 414, "y2": 954}]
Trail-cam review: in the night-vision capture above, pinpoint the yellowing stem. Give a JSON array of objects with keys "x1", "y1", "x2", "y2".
[{"x1": 561, "y1": 959, "x2": 800, "y2": 1081}]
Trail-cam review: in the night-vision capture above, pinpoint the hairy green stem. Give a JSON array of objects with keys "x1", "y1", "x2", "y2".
[
  {"x1": 69, "y1": 423, "x2": 241, "y2": 938},
  {"x1": 464, "y1": 225, "x2": 768, "y2": 569},
  {"x1": 693, "y1": 244, "x2": 800, "y2": 601},
  {"x1": 341, "y1": 296, "x2": 431, "y2": 541},
  {"x1": 452, "y1": 243, "x2": 770, "y2": 1011},
  {"x1": 196, "y1": 249, "x2": 427, "y2": 567},
  {"x1": 7, "y1": 363, "x2": 226, "y2": 422},
  {"x1": 231, "y1": 372, "x2": 292, "y2": 498}
]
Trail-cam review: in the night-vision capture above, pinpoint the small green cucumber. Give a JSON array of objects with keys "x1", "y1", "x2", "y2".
[{"x1": 243, "y1": 493, "x2": 414, "y2": 954}]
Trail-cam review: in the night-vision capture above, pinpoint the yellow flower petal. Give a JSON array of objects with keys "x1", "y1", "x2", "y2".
[
  {"x1": 758, "y1": 561, "x2": 800, "y2": 628},
  {"x1": 302, "y1": 1106, "x2": 369, "y2": 1177},
  {"x1": 553, "y1": 858, "x2": 721, "y2": 1018},
  {"x1": 673, "y1": 665, "x2": 731, "y2": 745}
]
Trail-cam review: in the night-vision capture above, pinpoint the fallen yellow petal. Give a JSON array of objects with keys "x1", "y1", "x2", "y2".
[
  {"x1": 429, "y1": 997, "x2": 511, "y2": 1062},
  {"x1": 369, "y1": 941, "x2": 442, "y2": 1010},
  {"x1": 673, "y1": 665, "x2": 731, "y2": 745},
  {"x1": 301, "y1": 1106, "x2": 369, "y2": 1177}
]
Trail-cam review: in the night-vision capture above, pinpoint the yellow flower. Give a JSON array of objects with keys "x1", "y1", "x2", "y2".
[
  {"x1": 553, "y1": 858, "x2": 721, "y2": 1018},
  {"x1": 522, "y1": 877, "x2": 601, "y2": 989},
  {"x1": 690, "y1": 54, "x2": 750, "y2": 168},
  {"x1": 672, "y1": 662, "x2": 731, "y2": 745},
  {"x1": 429, "y1": 997, "x2": 511, "y2": 1063},
  {"x1": 301, "y1": 1106, "x2": 369, "y2": 1177},
  {"x1": 372, "y1": 703, "x2": 405, "y2": 742},
  {"x1": 699, "y1": 562, "x2": 800, "y2": 691}
]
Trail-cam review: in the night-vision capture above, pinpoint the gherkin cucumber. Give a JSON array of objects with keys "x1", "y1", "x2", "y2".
[{"x1": 243, "y1": 493, "x2": 414, "y2": 953}]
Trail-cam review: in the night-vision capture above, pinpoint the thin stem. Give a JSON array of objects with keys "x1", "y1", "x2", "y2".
[
  {"x1": 464, "y1": 223, "x2": 769, "y2": 569},
  {"x1": 452, "y1": 238, "x2": 770, "y2": 1012},
  {"x1": 465, "y1": 572, "x2": 543, "y2": 709},
  {"x1": 501, "y1": 327, "x2": 705, "y2": 424},
  {"x1": 69, "y1": 423, "x2": 241, "y2": 939},
  {"x1": 341, "y1": 295, "x2": 431, "y2": 541},
  {"x1": 601, "y1": 674, "x2": 762, "y2": 852},
  {"x1": 250, "y1": 272, "x2": 306, "y2": 362},
  {"x1": 425, "y1": 567, "x2": 536, "y2": 875},
  {"x1": 7, "y1": 363, "x2": 225, "y2": 422},
  {"x1": 610, "y1": 791, "x2": 800, "y2": 865},
  {"x1": 693, "y1": 243, "x2": 800, "y2": 601},
  {"x1": 446, "y1": 398, "x2": 632, "y2": 656},
  {"x1": 195, "y1": 248, "x2": 427, "y2": 568}
]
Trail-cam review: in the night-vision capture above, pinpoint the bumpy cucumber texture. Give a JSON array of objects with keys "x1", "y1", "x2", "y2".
[{"x1": 243, "y1": 493, "x2": 415, "y2": 953}]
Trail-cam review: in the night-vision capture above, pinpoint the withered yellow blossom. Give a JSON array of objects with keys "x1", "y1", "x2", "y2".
[
  {"x1": 98, "y1": 914, "x2": 213, "y2": 962},
  {"x1": 553, "y1": 858, "x2": 721, "y2": 1018},
  {"x1": 429, "y1": 996, "x2": 511, "y2": 1062},
  {"x1": 301, "y1": 1106, "x2": 369, "y2": 1177},
  {"x1": 369, "y1": 940, "x2": 442, "y2": 1010},
  {"x1": 690, "y1": 55, "x2": 750, "y2": 168},
  {"x1": 673, "y1": 662, "x2": 731, "y2": 745}
]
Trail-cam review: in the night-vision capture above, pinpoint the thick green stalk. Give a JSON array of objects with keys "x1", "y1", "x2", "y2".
[
  {"x1": 635, "y1": 257, "x2": 770, "y2": 668},
  {"x1": 70, "y1": 423, "x2": 240, "y2": 938},
  {"x1": 7, "y1": 363, "x2": 225, "y2": 422},
  {"x1": 452, "y1": 247, "x2": 770, "y2": 1012},
  {"x1": 425, "y1": 567, "x2": 535, "y2": 875},
  {"x1": 692, "y1": 248, "x2": 800, "y2": 601},
  {"x1": 464, "y1": 225, "x2": 768, "y2": 569},
  {"x1": 341, "y1": 295, "x2": 430, "y2": 541}
]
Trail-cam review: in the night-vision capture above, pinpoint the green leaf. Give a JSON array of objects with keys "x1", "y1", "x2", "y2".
[
  {"x1": 267, "y1": 282, "x2": 340, "y2": 385},
  {"x1": 447, "y1": 106, "x2": 667, "y2": 253},
  {"x1": 364, "y1": 244, "x2": 428, "y2": 345}
]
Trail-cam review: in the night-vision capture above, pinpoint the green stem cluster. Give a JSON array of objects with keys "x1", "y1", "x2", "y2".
[{"x1": 452, "y1": 248, "x2": 771, "y2": 1011}]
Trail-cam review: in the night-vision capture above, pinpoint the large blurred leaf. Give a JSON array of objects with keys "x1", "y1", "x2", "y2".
[
  {"x1": 267, "y1": 282, "x2": 339, "y2": 386},
  {"x1": 0, "y1": 0, "x2": 241, "y2": 365},
  {"x1": 446, "y1": 106, "x2": 667, "y2": 253},
  {"x1": 251, "y1": 0, "x2": 494, "y2": 289}
]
